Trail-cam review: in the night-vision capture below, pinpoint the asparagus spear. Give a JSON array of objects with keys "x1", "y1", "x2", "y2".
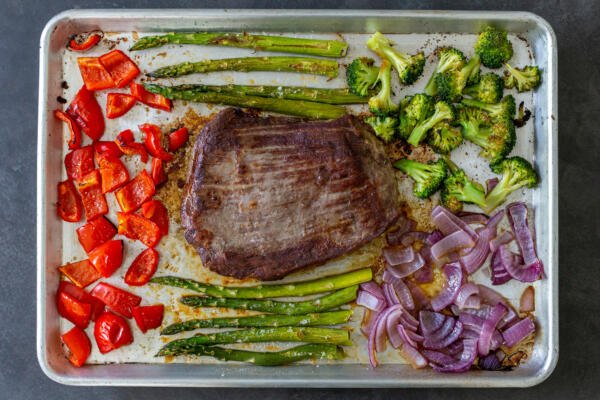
[
  {"x1": 179, "y1": 285, "x2": 358, "y2": 315},
  {"x1": 130, "y1": 32, "x2": 348, "y2": 58},
  {"x1": 161, "y1": 310, "x2": 353, "y2": 335},
  {"x1": 155, "y1": 343, "x2": 345, "y2": 365},
  {"x1": 144, "y1": 84, "x2": 345, "y2": 120},
  {"x1": 150, "y1": 268, "x2": 372, "y2": 298},
  {"x1": 151, "y1": 83, "x2": 368, "y2": 105},
  {"x1": 157, "y1": 327, "x2": 352, "y2": 356},
  {"x1": 147, "y1": 57, "x2": 339, "y2": 78}
]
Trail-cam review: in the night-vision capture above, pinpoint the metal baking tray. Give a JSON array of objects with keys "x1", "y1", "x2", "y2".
[{"x1": 37, "y1": 9, "x2": 558, "y2": 387}]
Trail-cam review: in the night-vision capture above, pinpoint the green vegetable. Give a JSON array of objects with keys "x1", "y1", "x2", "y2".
[
  {"x1": 365, "y1": 115, "x2": 398, "y2": 143},
  {"x1": 151, "y1": 268, "x2": 372, "y2": 299},
  {"x1": 130, "y1": 32, "x2": 348, "y2": 58},
  {"x1": 393, "y1": 158, "x2": 447, "y2": 199},
  {"x1": 407, "y1": 101, "x2": 455, "y2": 146},
  {"x1": 367, "y1": 32, "x2": 425, "y2": 85},
  {"x1": 434, "y1": 55, "x2": 481, "y2": 103},
  {"x1": 179, "y1": 285, "x2": 358, "y2": 315},
  {"x1": 440, "y1": 158, "x2": 487, "y2": 213},
  {"x1": 484, "y1": 156, "x2": 539, "y2": 213},
  {"x1": 161, "y1": 310, "x2": 353, "y2": 335},
  {"x1": 462, "y1": 95, "x2": 516, "y2": 121},
  {"x1": 147, "y1": 56, "x2": 339, "y2": 78},
  {"x1": 424, "y1": 47, "x2": 466, "y2": 96},
  {"x1": 463, "y1": 72, "x2": 504, "y2": 104},
  {"x1": 474, "y1": 27, "x2": 514, "y2": 68},
  {"x1": 155, "y1": 343, "x2": 345, "y2": 366},
  {"x1": 504, "y1": 64, "x2": 542, "y2": 92},
  {"x1": 157, "y1": 327, "x2": 353, "y2": 356},
  {"x1": 398, "y1": 94, "x2": 434, "y2": 139},
  {"x1": 368, "y1": 60, "x2": 398, "y2": 116},
  {"x1": 346, "y1": 57, "x2": 380, "y2": 96},
  {"x1": 143, "y1": 84, "x2": 346, "y2": 120},
  {"x1": 426, "y1": 122, "x2": 463, "y2": 154}
]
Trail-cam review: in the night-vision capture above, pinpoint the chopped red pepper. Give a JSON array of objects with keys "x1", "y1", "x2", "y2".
[
  {"x1": 141, "y1": 200, "x2": 169, "y2": 236},
  {"x1": 168, "y1": 127, "x2": 189, "y2": 152},
  {"x1": 115, "y1": 129, "x2": 148, "y2": 163},
  {"x1": 130, "y1": 82, "x2": 172, "y2": 112},
  {"x1": 117, "y1": 212, "x2": 162, "y2": 248},
  {"x1": 91, "y1": 282, "x2": 141, "y2": 319},
  {"x1": 61, "y1": 326, "x2": 92, "y2": 367},
  {"x1": 64, "y1": 145, "x2": 95, "y2": 183},
  {"x1": 140, "y1": 123, "x2": 173, "y2": 161},
  {"x1": 76, "y1": 216, "x2": 117, "y2": 253},
  {"x1": 59, "y1": 281, "x2": 105, "y2": 321},
  {"x1": 88, "y1": 239, "x2": 123, "y2": 278},
  {"x1": 57, "y1": 291, "x2": 92, "y2": 329},
  {"x1": 106, "y1": 93, "x2": 137, "y2": 119},
  {"x1": 114, "y1": 169, "x2": 155, "y2": 213},
  {"x1": 124, "y1": 248, "x2": 159, "y2": 286},
  {"x1": 99, "y1": 50, "x2": 140, "y2": 88},
  {"x1": 77, "y1": 57, "x2": 115, "y2": 91},
  {"x1": 76, "y1": 170, "x2": 108, "y2": 220},
  {"x1": 54, "y1": 109, "x2": 82, "y2": 150},
  {"x1": 150, "y1": 157, "x2": 167, "y2": 187},
  {"x1": 96, "y1": 153, "x2": 129, "y2": 193},
  {"x1": 68, "y1": 32, "x2": 102, "y2": 52},
  {"x1": 94, "y1": 141, "x2": 123, "y2": 158},
  {"x1": 132, "y1": 304, "x2": 164, "y2": 333},
  {"x1": 59, "y1": 259, "x2": 101, "y2": 288},
  {"x1": 67, "y1": 86, "x2": 105, "y2": 141},
  {"x1": 57, "y1": 180, "x2": 83, "y2": 222},
  {"x1": 94, "y1": 311, "x2": 133, "y2": 354}
]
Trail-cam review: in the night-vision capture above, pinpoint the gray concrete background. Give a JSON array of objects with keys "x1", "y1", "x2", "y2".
[{"x1": 1, "y1": 0, "x2": 596, "y2": 398}]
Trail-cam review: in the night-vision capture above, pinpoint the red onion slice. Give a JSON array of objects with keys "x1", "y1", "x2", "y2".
[
  {"x1": 520, "y1": 286, "x2": 535, "y2": 313},
  {"x1": 490, "y1": 245, "x2": 514, "y2": 285},
  {"x1": 359, "y1": 281, "x2": 385, "y2": 299},
  {"x1": 490, "y1": 231, "x2": 514, "y2": 253},
  {"x1": 425, "y1": 316, "x2": 455, "y2": 343},
  {"x1": 383, "y1": 245, "x2": 415, "y2": 266},
  {"x1": 431, "y1": 231, "x2": 475, "y2": 262},
  {"x1": 431, "y1": 263, "x2": 463, "y2": 312},
  {"x1": 406, "y1": 280, "x2": 431, "y2": 311},
  {"x1": 382, "y1": 282, "x2": 400, "y2": 306},
  {"x1": 505, "y1": 252, "x2": 544, "y2": 283},
  {"x1": 507, "y1": 202, "x2": 538, "y2": 265},
  {"x1": 357, "y1": 290, "x2": 387, "y2": 312},
  {"x1": 455, "y1": 283, "x2": 480, "y2": 309},
  {"x1": 367, "y1": 312, "x2": 384, "y2": 367},
  {"x1": 405, "y1": 329, "x2": 424, "y2": 343},
  {"x1": 458, "y1": 212, "x2": 489, "y2": 226},
  {"x1": 432, "y1": 206, "x2": 478, "y2": 240},
  {"x1": 432, "y1": 339, "x2": 478, "y2": 373},
  {"x1": 479, "y1": 353, "x2": 502, "y2": 370},
  {"x1": 477, "y1": 285, "x2": 508, "y2": 307},
  {"x1": 385, "y1": 305, "x2": 406, "y2": 348},
  {"x1": 423, "y1": 349, "x2": 456, "y2": 366},
  {"x1": 361, "y1": 309, "x2": 379, "y2": 336},
  {"x1": 400, "y1": 231, "x2": 429, "y2": 246},
  {"x1": 400, "y1": 343, "x2": 428, "y2": 369},
  {"x1": 486, "y1": 177, "x2": 499, "y2": 194},
  {"x1": 387, "y1": 252, "x2": 425, "y2": 278},
  {"x1": 487, "y1": 209, "x2": 505, "y2": 231},
  {"x1": 460, "y1": 227, "x2": 493, "y2": 274},
  {"x1": 426, "y1": 230, "x2": 444, "y2": 245},
  {"x1": 462, "y1": 295, "x2": 481, "y2": 309},
  {"x1": 397, "y1": 324, "x2": 417, "y2": 347},
  {"x1": 413, "y1": 263, "x2": 434, "y2": 283},
  {"x1": 386, "y1": 215, "x2": 416, "y2": 245},
  {"x1": 400, "y1": 312, "x2": 419, "y2": 332},
  {"x1": 419, "y1": 311, "x2": 447, "y2": 336},
  {"x1": 478, "y1": 303, "x2": 507, "y2": 356},
  {"x1": 424, "y1": 321, "x2": 463, "y2": 350},
  {"x1": 502, "y1": 317, "x2": 535, "y2": 347}
]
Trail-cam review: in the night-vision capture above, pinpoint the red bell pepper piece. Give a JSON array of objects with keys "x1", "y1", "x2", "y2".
[
  {"x1": 115, "y1": 129, "x2": 148, "y2": 163},
  {"x1": 59, "y1": 259, "x2": 102, "y2": 288},
  {"x1": 99, "y1": 50, "x2": 140, "y2": 88},
  {"x1": 96, "y1": 152, "x2": 129, "y2": 193},
  {"x1": 117, "y1": 212, "x2": 162, "y2": 248},
  {"x1": 124, "y1": 248, "x2": 159, "y2": 286},
  {"x1": 94, "y1": 141, "x2": 123, "y2": 158},
  {"x1": 132, "y1": 304, "x2": 164, "y2": 333},
  {"x1": 168, "y1": 127, "x2": 189, "y2": 152},
  {"x1": 88, "y1": 239, "x2": 123, "y2": 278},
  {"x1": 76, "y1": 216, "x2": 117, "y2": 253},
  {"x1": 130, "y1": 82, "x2": 172, "y2": 112},
  {"x1": 77, "y1": 57, "x2": 115, "y2": 91},
  {"x1": 115, "y1": 169, "x2": 155, "y2": 213},
  {"x1": 57, "y1": 180, "x2": 83, "y2": 222},
  {"x1": 54, "y1": 109, "x2": 82, "y2": 150},
  {"x1": 141, "y1": 200, "x2": 169, "y2": 236},
  {"x1": 67, "y1": 86, "x2": 105, "y2": 141},
  {"x1": 150, "y1": 157, "x2": 167, "y2": 187},
  {"x1": 68, "y1": 32, "x2": 102, "y2": 52},
  {"x1": 140, "y1": 123, "x2": 173, "y2": 161},
  {"x1": 91, "y1": 282, "x2": 141, "y2": 318},
  {"x1": 106, "y1": 93, "x2": 137, "y2": 119},
  {"x1": 59, "y1": 281, "x2": 105, "y2": 321},
  {"x1": 94, "y1": 311, "x2": 133, "y2": 353},
  {"x1": 76, "y1": 170, "x2": 108, "y2": 220},
  {"x1": 64, "y1": 145, "x2": 95, "y2": 183},
  {"x1": 57, "y1": 291, "x2": 92, "y2": 329},
  {"x1": 61, "y1": 326, "x2": 92, "y2": 367}
]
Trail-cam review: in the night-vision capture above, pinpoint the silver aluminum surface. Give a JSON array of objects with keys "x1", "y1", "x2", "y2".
[{"x1": 37, "y1": 9, "x2": 558, "y2": 387}]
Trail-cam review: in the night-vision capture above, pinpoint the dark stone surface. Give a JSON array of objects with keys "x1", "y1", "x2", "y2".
[{"x1": 0, "y1": 0, "x2": 596, "y2": 398}]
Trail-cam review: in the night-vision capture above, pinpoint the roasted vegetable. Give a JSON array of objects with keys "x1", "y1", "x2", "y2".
[
  {"x1": 474, "y1": 26, "x2": 514, "y2": 68},
  {"x1": 426, "y1": 122, "x2": 463, "y2": 154},
  {"x1": 463, "y1": 72, "x2": 504, "y2": 104},
  {"x1": 407, "y1": 101, "x2": 455, "y2": 146},
  {"x1": 368, "y1": 60, "x2": 398, "y2": 116},
  {"x1": 365, "y1": 115, "x2": 398, "y2": 142},
  {"x1": 398, "y1": 93, "x2": 434, "y2": 139},
  {"x1": 462, "y1": 95, "x2": 516, "y2": 121},
  {"x1": 346, "y1": 57, "x2": 380, "y2": 96},
  {"x1": 504, "y1": 64, "x2": 542, "y2": 92},
  {"x1": 424, "y1": 47, "x2": 466, "y2": 96},
  {"x1": 434, "y1": 56, "x2": 481, "y2": 103},
  {"x1": 367, "y1": 32, "x2": 425, "y2": 85},
  {"x1": 484, "y1": 156, "x2": 539, "y2": 213},
  {"x1": 440, "y1": 158, "x2": 487, "y2": 213},
  {"x1": 393, "y1": 158, "x2": 447, "y2": 199}
]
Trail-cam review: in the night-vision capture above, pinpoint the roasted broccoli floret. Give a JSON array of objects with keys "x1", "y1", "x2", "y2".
[
  {"x1": 504, "y1": 64, "x2": 542, "y2": 92},
  {"x1": 398, "y1": 93, "x2": 434, "y2": 139},
  {"x1": 365, "y1": 115, "x2": 398, "y2": 143},
  {"x1": 424, "y1": 47, "x2": 466, "y2": 96},
  {"x1": 441, "y1": 158, "x2": 487, "y2": 213},
  {"x1": 459, "y1": 108, "x2": 516, "y2": 163},
  {"x1": 407, "y1": 101, "x2": 455, "y2": 146},
  {"x1": 484, "y1": 156, "x2": 539, "y2": 213},
  {"x1": 367, "y1": 32, "x2": 425, "y2": 85},
  {"x1": 462, "y1": 95, "x2": 516, "y2": 121},
  {"x1": 434, "y1": 56, "x2": 482, "y2": 103},
  {"x1": 463, "y1": 72, "x2": 504, "y2": 104},
  {"x1": 346, "y1": 57, "x2": 380, "y2": 96},
  {"x1": 393, "y1": 158, "x2": 447, "y2": 199},
  {"x1": 427, "y1": 122, "x2": 463, "y2": 154},
  {"x1": 368, "y1": 60, "x2": 398, "y2": 116},
  {"x1": 474, "y1": 26, "x2": 514, "y2": 68}
]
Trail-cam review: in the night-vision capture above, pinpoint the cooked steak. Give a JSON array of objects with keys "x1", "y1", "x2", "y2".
[{"x1": 182, "y1": 108, "x2": 401, "y2": 280}]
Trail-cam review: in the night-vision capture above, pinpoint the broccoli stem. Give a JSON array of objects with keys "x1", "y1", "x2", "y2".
[
  {"x1": 130, "y1": 32, "x2": 348, "y2": 58},
  {"x1": 460, "y1": 182, "x2": 487, "y2": 207}
]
